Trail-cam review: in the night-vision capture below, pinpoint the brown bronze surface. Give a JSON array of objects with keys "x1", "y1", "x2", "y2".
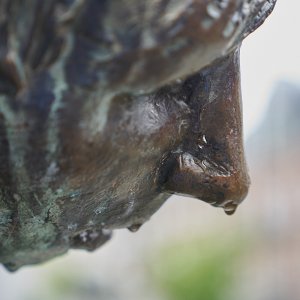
[{"x1": 0, "y1": 0, "x2": 276, "y2": 270}]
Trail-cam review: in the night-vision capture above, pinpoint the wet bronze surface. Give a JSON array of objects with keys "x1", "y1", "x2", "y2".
[{"x1": 0, "y1": 0, "x2": 276, "y2": 270}]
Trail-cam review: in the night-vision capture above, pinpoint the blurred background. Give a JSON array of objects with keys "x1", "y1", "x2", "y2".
[{"x1": 1, "y1": 1, "x2": 300, "y2": 299}]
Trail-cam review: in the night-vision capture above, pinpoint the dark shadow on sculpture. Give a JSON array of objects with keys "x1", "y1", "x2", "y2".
[{"x1": 0, "y1": 0, "x2": 276, "y2": 270}]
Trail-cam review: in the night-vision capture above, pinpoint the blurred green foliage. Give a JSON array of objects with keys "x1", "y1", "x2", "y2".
[{"x1": 149, "y1": 232, "x2": 248, "y2": 300}]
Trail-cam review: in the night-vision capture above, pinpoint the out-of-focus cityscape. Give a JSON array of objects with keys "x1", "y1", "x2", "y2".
[{"x1": 1, "y1": 1, "x2": 300, "y2": 300}]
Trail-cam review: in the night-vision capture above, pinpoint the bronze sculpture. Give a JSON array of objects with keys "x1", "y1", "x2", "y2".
[{"x1": 0, "y1": 0, "x2": 276, "y2": 271}]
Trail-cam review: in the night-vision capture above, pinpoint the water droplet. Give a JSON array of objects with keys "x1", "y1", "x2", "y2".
[
  {"x1": 224, "y1": 202, "x2": 237, "y2": 216},
  {"x1": 127, "y1": 224, "x2": 142, "y2": 232}
]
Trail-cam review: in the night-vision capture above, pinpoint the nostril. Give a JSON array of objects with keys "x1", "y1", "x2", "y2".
[
  {"x1": 163, "y1": 152, "x2": 250, "y2": 213},
  {"x1": 206, "y1": 168, "x2": 250, "y2": 210}
]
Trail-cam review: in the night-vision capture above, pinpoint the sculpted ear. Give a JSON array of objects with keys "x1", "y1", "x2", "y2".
[{"x1": 163, "y1": 50, "x2": 250, "y2": 214}]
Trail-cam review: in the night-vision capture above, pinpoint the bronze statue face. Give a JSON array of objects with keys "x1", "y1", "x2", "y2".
[{"x1": 0, "y1": 0, "x2": 276, "y2": 270}]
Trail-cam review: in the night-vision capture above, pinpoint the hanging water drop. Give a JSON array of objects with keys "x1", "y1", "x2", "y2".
[
  {"x1": 127, "y1": 223, "x2": 142, "y2": 232},
  {"x1": 224, "y1": 202, "x2": 237, "y2": 215}
]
